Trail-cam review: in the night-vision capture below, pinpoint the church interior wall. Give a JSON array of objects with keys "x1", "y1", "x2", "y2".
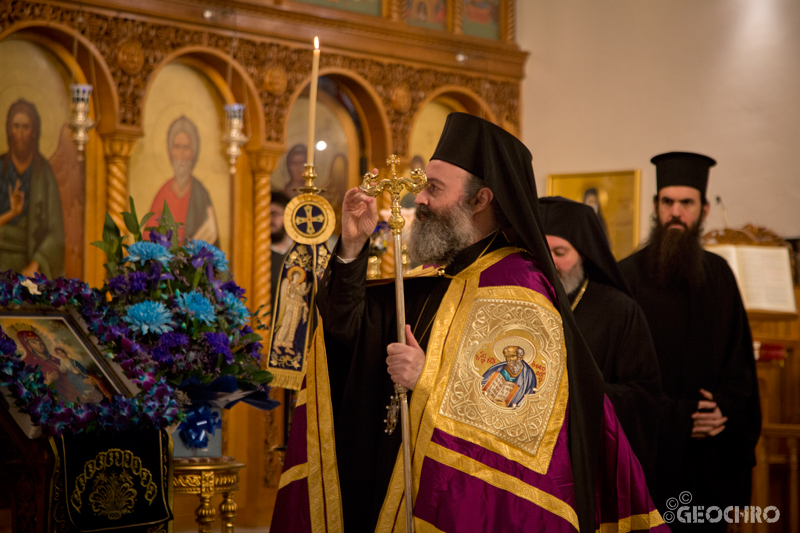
[
  {"x1": 517, "y1": 0, "x2": 800, "y2": 245},
  {"x1": 0, "y1": 0, "x2": 523, "y2": 528}
]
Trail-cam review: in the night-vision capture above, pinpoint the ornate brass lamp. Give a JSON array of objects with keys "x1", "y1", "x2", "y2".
[
  {"x1": 69, "y1": 84, "x2": 95, "y2": 160},
  {"x1": 222, "y1": 103, "x2": 249, "y2": 177}
]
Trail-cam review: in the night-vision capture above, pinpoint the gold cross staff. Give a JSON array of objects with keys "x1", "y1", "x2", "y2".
[{"x1": 359, "y1": 154, "x2": 427, "y2": 533}]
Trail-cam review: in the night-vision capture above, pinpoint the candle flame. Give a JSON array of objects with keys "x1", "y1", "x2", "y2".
[{"x1": 314, "y1": 37, "x2": 319, "y2": 50}]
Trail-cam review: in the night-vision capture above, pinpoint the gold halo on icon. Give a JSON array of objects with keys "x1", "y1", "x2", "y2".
[
  {"x1": 284, "y1": 194, "x2": 336, "y2": 245},
  {"x1": 285, "y1": 265, "x2": 307, "y2": 284},
  {"x1": 492, "y1": 336, "x2": 536, "y2": 365}
]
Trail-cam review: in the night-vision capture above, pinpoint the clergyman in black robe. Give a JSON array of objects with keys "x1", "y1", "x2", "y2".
[
  {"x1": 270, "y1": 114, "x2": 665, "y2": 533},
  {"x1": 618, "y1": 152, "x2": 761, "y2": 529},
  {"x1": 541, "y1": 196, "x2": 662, "y2": 493},
  {"x1": 317, "y1": 114, "x2": 606, "y2": 532}
]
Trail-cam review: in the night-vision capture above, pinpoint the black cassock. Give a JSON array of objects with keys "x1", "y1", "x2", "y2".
[
  {"x1": 570, "y1": 279, "x2": 661, "y2": 492},
  {"x1": 619, "y1": 247, "x2": 761, "y2": 512},
  {"x1": 317, "y1": 234, "x2": 506, "y2": 532}
]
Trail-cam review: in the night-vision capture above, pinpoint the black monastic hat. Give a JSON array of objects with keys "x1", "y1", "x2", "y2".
[
  {"x1": 651, "y1": 151, "x2": 716, "y2": 195},
  {"x1": 540, "y1": 196, "x2": 632, "y2": 297},
  {"x1": 431, "y1": 112, "x2": 604, "y2": 533}
]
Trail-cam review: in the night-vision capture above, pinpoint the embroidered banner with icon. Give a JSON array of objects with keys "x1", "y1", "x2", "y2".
[
  {"x1": 268, "y1": 192, "x2": 334, "y2": 390},
  {"x1": 268, "y1": 242, "x2": 330, "y2": 390}
]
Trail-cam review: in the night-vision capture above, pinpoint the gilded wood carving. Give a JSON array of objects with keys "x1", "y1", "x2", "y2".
[
  {"x1": 1, "y1": 0, "x2": 519, "y2": 155},
  {"x1": 1, "y1": 0, "x2": 523, "y2": 524}
]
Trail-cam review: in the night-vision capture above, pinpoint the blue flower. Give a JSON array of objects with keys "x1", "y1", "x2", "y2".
[
  {"x1": 176, "y1": 290, "x2": 216, "y2": 325},
  {"x1": 185, "y1": 240, "x2": 228, "y2": 272},
  {"x1": 224, "y1": 292, "x2": 250, "y2": 327},
  {"x1": 124, "y1": 241, "x2": 173, "y2": 267},
  {"x1": 123, "y1": 300, "x2": 174, "y2": 334}
]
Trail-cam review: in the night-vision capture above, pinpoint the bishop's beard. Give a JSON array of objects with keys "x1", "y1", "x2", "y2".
[
  {"x1": 646, "y1": 215, "x2": 706, "y2": 288},
  {"x1": 407, "y1": 200, "x2": 479, "y2": 267}
]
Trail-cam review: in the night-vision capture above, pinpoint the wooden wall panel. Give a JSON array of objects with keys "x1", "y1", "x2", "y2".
[{"x1": 0, "y1": 0, "x2": 524, "y2": 526}]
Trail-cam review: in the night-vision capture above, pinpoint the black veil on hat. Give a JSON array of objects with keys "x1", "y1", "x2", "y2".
[
  {"x1": 651, "y1": 151, "x2": 716, "y2": 196},
  {"x1": 540, "y1": 196, "x2": 632, "y2": 297},
  {"x1": 431, "y1": 112, "x2": 604, "y2": 533}
]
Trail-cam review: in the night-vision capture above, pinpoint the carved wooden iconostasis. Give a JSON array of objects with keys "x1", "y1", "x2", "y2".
[{"x1": 0, "y1": 0, "x2": 525, "y2": 527}]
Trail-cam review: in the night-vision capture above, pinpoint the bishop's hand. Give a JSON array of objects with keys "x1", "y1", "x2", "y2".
[
  {"x1": 386, "y1": 325, "x2": 425, "y2": 390},
  {"x1": 340, "y1": 185, "x2": 378, "y2": 260},
  {"x1": 691, "y1": 388, "x2": 727, "y2": 439}
]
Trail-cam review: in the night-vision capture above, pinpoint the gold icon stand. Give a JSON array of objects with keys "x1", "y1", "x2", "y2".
[{"x1": 173, "y1": 456, "x2": 245, "y2": 533}]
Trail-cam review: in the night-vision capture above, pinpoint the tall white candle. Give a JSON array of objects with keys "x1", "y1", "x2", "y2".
[{"x1": 307, "y1": 37, "x2": 320, "y2": 166}]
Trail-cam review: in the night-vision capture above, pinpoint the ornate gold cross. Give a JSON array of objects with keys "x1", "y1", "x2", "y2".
[
  {"x1": 358, "y1": 154, "x2": 427, "y2": 532},
  {"x1": 359, "y1": 154, "x2": 428, "y2": 235}
]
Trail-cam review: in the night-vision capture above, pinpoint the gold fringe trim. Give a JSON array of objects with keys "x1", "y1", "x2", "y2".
[{"x1": 269, "y1": 369, "x2": 305, "y2": 391}]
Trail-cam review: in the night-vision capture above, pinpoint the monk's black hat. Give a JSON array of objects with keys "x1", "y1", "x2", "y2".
[
  {"x1": 651, "y1": 151, "x2": 716, "y2": 195},
  {"x1": 540, "y1": 196, "x2": 631, "y2": 297},
  {"x1": 430, "y1": 113, "x2": 604, "y2": 533}
]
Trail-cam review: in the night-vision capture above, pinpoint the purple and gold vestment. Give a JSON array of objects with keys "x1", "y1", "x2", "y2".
[{"x1": 272, "y1": 247, "x2": 667, "y2": 533}]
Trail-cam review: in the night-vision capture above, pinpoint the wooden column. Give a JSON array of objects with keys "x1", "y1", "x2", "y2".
[
  {"x1": 248, "y1": 146, "x2": 283, "y2": 315},
  {"x1": 451, "y1": 0, "x2": 463, "y2": 35},
  {"x1": 388, "y1": 0, "x2": 406, "y2": 21},
  {"x1": 223, "y1": 145, "x2": 284, "y2": 526},
  {"x1": 502, "y1": 0, "x2": 516, "y2": 43},
  {"x1": 100, "y1": 133, "x2": 139, "y2": 229}
]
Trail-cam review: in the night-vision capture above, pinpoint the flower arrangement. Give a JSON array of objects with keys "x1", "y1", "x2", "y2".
[
  {"x1": 94, "y1": 201, "x2": 276, "y2": 445},
  {"x1": 0, "y1": 200, "x2": 277, "y2": 443},
  {"x1": 0, "y1": 272, "x2": 180, "y2": 436}
]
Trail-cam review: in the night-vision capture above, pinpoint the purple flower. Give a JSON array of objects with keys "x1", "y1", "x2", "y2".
[
  {"x1": 128, "y1": 271, "x2": 149, "y2": 292},
  {"x1": 0, "y1": 331, "x2": 17, "y2": 356},
  {"x1": 221, "y1": 281, "x2": 246, "y2": 299},
  {"x1": 147, "y1": 261, "x2": 173, "y2": 283},
  {"x1": 188, "y1": 246, "x2": 214, "y2": 269},
  {"x1": 161, "y1": 332, "x2": 189, "y2": 348},
  {"x1": 108, "y1": 274, "x2": 128, "y2": 293},
  {"x1": 149, "y1": 228, "x2": 173, "y2": 249},
  {"x1": 205, "y1": 332, "x2": 233, "y2": 364},
  {"x1": 152, "y1": 345, "x2": 174, "y2": 365}
]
